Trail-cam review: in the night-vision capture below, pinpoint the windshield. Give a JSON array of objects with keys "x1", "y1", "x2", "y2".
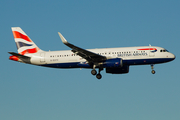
[{"x1": 160, "y1": 49, "x2": 169, "y2": 52}]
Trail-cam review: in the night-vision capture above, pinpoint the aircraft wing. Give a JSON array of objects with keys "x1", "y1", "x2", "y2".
[{"x1": 58, "y1": 32, "x2": 106, "y2": 63}]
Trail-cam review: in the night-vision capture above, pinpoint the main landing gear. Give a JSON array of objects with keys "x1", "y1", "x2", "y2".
[
  {"x1": 91, "y1": 65, "x2": 103, "y2": 79},
  {"x1": 91, "y1": 69, "x2": 103, "y2": 79},
  {"x1": 151, "y1": 64, "x2": 156, "y2": 74}
]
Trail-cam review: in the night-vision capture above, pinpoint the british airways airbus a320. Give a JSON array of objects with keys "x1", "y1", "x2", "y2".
[{"x1": 9, "y1": 27, "x2": 175, "y2": 79}]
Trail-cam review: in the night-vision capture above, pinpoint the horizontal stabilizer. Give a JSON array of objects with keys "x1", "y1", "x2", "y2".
[
  {"x1": 8, "y1": 52, "x2": 30, "y2": 58},
  {"x1": 8, "y1": 52, "x2": 31, "y2": 63}
]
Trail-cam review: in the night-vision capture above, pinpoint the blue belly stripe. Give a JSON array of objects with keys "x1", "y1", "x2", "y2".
[{"x1": 40, "y1": 58, "x2": 174, "y2": 68}]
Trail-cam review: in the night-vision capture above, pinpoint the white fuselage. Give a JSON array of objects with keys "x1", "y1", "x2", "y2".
[{"x1": 28, "y1": 46, "x2": 175, "y2": 68}]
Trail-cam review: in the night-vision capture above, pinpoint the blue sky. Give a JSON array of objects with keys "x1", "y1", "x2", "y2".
[{"x1": 0, "y1": 0, "x2": 180, "y2": 120}]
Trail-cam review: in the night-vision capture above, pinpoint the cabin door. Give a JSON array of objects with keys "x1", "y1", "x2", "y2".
[{"x1": 40, "y1": 53, "x2": 45, "y2": 62}]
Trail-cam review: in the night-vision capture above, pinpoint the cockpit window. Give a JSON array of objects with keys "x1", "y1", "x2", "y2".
[{"x1": 160, "y1": 49, "x2": 169, "y2": 52}]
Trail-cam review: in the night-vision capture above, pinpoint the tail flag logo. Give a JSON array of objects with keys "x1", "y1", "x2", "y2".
[{"x1": 12, "y1": 27, "x2": 40, "y2": 55}]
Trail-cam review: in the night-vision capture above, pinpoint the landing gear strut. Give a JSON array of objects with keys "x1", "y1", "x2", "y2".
[
  {"x1": 91, "y1": 64, "x2": 97, "y2": 75},
  {"x1": 151, "y1": 64, "x2": 156, "y2": 74}
]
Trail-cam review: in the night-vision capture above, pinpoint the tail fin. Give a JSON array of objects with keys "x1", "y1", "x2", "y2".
[{"x1": 11, "y1": 27, "x2": 41, "y2": 55}]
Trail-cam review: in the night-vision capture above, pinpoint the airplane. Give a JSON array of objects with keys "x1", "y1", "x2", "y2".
[{"x1": 9, "y1": 27, "x2": 175, "y2": 79}]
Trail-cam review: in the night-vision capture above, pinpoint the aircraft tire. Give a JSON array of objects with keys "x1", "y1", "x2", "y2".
[
  {"x1": 151, "y1": 70, "x2": 156, "y2": 74},
  {"x1": 91, "y1": 69, "x2": 97, "y2": 75},
  {"x1": 96, "y1": 74, "x2": 102, "y2": 79}
]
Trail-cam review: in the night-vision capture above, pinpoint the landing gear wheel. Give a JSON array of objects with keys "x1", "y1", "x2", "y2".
[
  {"x1": 96, "y1": 74, "x2": 102, "y2": 79},
  {"x1": 91, "y1": 69, "x2": 97, "y2": 75},
  {"x1": 151, "y1": 70, "x2": 155, "y2": 74}
]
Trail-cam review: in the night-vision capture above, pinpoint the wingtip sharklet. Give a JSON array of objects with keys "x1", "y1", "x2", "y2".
[{"x1": 58, "y1": 32, "x2": 68, "y2": 44}]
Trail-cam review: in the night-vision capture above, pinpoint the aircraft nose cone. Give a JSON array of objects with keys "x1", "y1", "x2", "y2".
[
  {"x1": 170, "y1": 53, "x2": 176, "y2": 61},
  {"x1": 172, "y1": 54, "x2": 176, "y2": 60}
]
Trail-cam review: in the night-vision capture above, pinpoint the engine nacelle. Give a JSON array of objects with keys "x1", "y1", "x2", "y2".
[
  {"x1": 103, "y1": 58, "x2": 123, "y2": 68},
  {"x1": 106, "y1": 65, "x2": 129, "y2": 74}
]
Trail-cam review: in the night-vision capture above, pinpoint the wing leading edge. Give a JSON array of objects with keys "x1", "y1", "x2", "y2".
[{"x1": 58, "y1": 32, "x2": 106, "y2": 63}]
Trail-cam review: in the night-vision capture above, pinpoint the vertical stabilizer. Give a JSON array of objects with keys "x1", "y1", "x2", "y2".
[{"x1": 11, "y1": 27, "x2": 41, "y2": 55}]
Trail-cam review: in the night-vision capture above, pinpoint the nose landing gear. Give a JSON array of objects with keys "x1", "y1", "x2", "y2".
[{"x1": 151, "y1": 64, "x2": 156, "y2": 74}]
